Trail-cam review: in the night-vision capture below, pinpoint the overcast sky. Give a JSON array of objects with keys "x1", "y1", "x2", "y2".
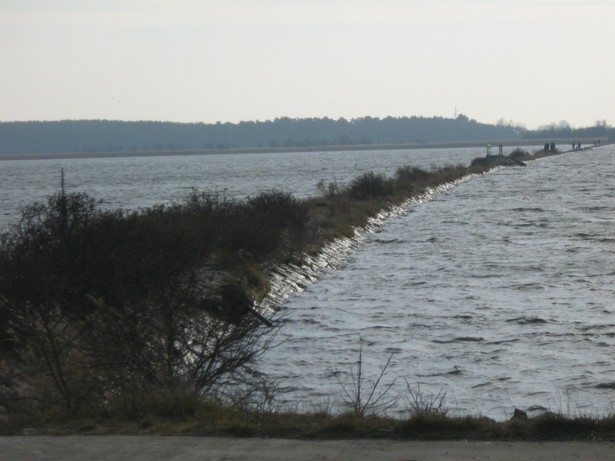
[{"x1": 1, "y1": 0, "x2": 613, "y2": 129}]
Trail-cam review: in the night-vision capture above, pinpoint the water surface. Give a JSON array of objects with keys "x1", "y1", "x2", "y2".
[
  {"x1": 0, "y1": 146, "x2": 499, "y2": 229},
  {"x1": 260, "y1": 146, "x2": 615, "y2": 419},
  {"x1": 2, "y1": 144, "x2": 612, "y2": 420}
]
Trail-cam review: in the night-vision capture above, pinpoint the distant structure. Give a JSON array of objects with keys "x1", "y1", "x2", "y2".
[
  {"x1": 478, "y1": 143, "x2": 526, "y2": 167},
  {"x1": 486, "y1": 144, "x2": 504, "y2": 157}
]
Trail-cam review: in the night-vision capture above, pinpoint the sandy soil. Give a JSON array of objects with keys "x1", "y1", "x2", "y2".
[{"x1": 1, "y1": 436, "x2": 613, "y2": 461}]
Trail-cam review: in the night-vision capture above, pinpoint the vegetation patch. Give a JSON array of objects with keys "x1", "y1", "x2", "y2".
[{"x1": 2, "y1": 146, "x2": 607, "y2": 440}]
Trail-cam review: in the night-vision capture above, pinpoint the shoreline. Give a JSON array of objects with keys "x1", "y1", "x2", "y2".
[{"x1": 0, "y1": 139, "x2": 600, "y2": 161}]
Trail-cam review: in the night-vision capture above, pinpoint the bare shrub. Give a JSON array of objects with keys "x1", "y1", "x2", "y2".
[
  {"x1": 509, "y1": 148, "x2": 530, "y2": 159},
  {"x1": 348, "y1": 172, "x2": 394, "y2": 200},
  {"x1": 395, "y1": 165, "x2": 429, "y2": 181},
  {"x1": 404, "y1": 380, "x2": 448, "y2": 417},
  {"x1": 0, "y1": 192, "x2": 278, "y2": 420},
  {"x1": 220, "y1": 191, "x2": 308, "y2": 258},
  {"x1": 333, "y1": 341, "x2": 398, "y2": 417},
  {"x1": 248, "y1": 191, "x2": 302, "y2": 228},
  {"x1": 316, "y1": 178, "x2": 342, "y2": 199}
]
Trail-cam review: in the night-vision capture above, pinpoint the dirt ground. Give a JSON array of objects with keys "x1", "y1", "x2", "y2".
[{"x1": 1, "y1": 436, "x2": 614, "y2": 461}]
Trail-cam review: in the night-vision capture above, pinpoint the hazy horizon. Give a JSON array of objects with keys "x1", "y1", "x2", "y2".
[
  {"x1": 0, "y1": 114, "x2": 610, "y2": 130},
  {"x1": 1, "y1": 1, "x2": 613, "y2": 130}
]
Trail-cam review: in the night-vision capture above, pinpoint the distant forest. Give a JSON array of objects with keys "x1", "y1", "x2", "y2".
[{"x1": 0, "y1": 115, "x2": 612, "y2": 155}]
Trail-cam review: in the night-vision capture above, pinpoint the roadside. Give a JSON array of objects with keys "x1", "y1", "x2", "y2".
[{"x1": 1, "y1": 436, "x2": 614, "y2": 461}]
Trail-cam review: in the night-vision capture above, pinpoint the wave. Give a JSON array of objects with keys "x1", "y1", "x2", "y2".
[
  {"x1": 595, "y1": 382, "x2": 615, "y2": 389},
  {"x1": 485, "y1": 338, "x2": 520, "y2": 345},
  {"x1": 417, "y1": 366, "x2": 464, "y2": 377},
  {"x1": 373, "y1": 238, "x2": 406, "y2": 244},
  {"x1": 505, "y1": 316, "x2": 550, "y2": 325},
  {"x1": 432, "y1": 336, "x2": 485, "y2": 344},
  {"x1": 510, "y1": 207, "x2": 546, "y2": 212}
]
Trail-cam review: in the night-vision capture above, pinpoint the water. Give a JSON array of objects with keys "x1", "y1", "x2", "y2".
[
  {"x1": 260, "y1": 146, "x2": 615, "y2": 420},
  {"x1": 0, "y1": 146, "x2": 484, "y2": 230},
  {"x1": 1, "y1": 144, "x2": 613, "y2": 420}
]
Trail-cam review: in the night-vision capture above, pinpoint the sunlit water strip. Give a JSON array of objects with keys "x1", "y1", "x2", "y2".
[{"x1": 261, "y1": 172, "x2": 488, "y2": 310}]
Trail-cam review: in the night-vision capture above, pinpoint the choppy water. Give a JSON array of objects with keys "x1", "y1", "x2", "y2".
[
  {"x1": 0, "y1": 146, "x2": 485, "y2": 230},
  {"x1": 260, "y1": 146, "x2": 615, "y2": 420},
  {"x1": 1, "y1": 144, "x2": 613, "y2": 420}
]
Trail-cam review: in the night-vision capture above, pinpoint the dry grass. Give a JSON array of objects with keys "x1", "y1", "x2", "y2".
[{"x1": 7, "y1": 400, "x2": 615, "y2": 441}]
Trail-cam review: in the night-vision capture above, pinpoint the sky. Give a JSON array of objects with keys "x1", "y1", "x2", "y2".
[{"x1": 1, "y1": 0, "x2": 613, "y2": 129}]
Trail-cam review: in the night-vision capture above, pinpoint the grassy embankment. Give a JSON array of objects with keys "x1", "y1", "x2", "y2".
[
  {"x1": 2, "y1": 146, "x2": 612, "y2": 440},
  {"x1": 37, "y1": 392, "x2": 615, "y2": 441}
]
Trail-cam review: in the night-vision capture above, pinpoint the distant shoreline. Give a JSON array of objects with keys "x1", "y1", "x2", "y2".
[{"x1": 0, "y1": 138, "x2": 601, "y2": 161}]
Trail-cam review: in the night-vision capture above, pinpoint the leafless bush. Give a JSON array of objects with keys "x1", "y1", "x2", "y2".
[
  {"x1": 316, "y1": 178, "x2": 342, "y2": 199},
  {"x1": 395, "y1": 165, "x2": 429, "y2": 181},
  {"x1": 404, "y1": 380, "x2": 449, "y2": 417},
  {"x1": 333, "y1": 341, "x2": 398, "y2": 417},
  {"x1": 220, "y1": 191, "x2": 308, "y2": 258},
  {"x1": 0, "y1": 192, "x2": 278, "y2": 419},
  {"x1": 348, "y1": 172, "x2": 394, "y2": 200}
]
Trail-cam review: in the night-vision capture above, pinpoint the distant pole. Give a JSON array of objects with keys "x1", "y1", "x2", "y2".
[{"x1": 60, "y1": 168, "x2": 67, "y2": 234}]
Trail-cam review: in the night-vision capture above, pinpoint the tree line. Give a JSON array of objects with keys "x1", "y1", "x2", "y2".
[
  {"x1": 1, "y1": 116, "x2": 611, "y2": 155},
  {"x1": 0, "y1": 115, "x2": 523, "y2": 155}
]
